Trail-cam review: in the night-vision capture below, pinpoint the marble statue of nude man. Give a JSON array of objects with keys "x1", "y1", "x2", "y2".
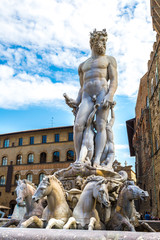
[{"x1": 64, "y1": 29, "x2": 118, "y2": 167}]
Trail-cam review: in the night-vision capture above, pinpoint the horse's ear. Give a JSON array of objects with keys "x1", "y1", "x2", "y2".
[{"x1": 46, "y1": 177, "x2": 50, "y2": 183}]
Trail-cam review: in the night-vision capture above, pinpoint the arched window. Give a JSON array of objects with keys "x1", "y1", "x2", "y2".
[
  {"x1": 67, "y1": 150, "x2": 74, "y2": 161},
  {"x1": 151, "y1": 78, "x2": 154, "y2": 95},
  {"x1": 2, "y1": 156, "x2": 7, "y2": 166},
  {"x1": 15, "y1": 174, "x2": 20, "y2": 184},
  {"x1": 28, "y1": 153, "x2": 34, "y2": 164},
  {"x1": 39, "y1": 173, "x2": 45, "y2": 183},
  {"x1": 0, "y1": 176, "x2": 5, "y2": 185},
  {"x1": 17, "y1": 155, "x2": 22, "y2": 165},
  {"x1": 26, "y1": 173, "x2": 33, "y2": 182},
  {"x1": 40, "y1": 152, "x2": 46, "y2": 163},
  {"x1": 53, "y1": 151, "x2": 60, "y2": 162},
  {"x1": 155, "y1": 136, "x2": 158, "y2": 152}
]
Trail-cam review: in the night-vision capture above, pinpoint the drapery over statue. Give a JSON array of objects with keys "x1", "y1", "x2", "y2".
[{"x1": 64, "y1": 29, "x2": 117, "y2": 169}]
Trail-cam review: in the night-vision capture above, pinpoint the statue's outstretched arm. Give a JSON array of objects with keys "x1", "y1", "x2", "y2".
[{"x1": 64, "y1": 63, "x2": 84, "y2": 108}]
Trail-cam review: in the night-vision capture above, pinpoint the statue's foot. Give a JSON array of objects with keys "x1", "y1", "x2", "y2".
[
  {"x1": 101, "y1": 164, "x2": 114, "y2": 171},
  {"x1": 74, "y1": 160, "x2": 81, "y2": 165},
  {"x1": 93, "y1": 161, "x2": 101, "y2": 168}
]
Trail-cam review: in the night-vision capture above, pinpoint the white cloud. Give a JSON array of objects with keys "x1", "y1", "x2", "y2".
[
  {"x1": 0, "y1": 65, "x2": 79, "y2": 109},
  {"x1": 0, "y1": 0, "x2": 156, "y2": 109},
  {"x1": 115, "y1": 144, "x2": 129, "y2": 150}
]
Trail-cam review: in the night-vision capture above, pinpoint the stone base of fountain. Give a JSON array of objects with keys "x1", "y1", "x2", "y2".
[{"x1": 0, "y1": 228, "x2": 160, "y2": 240}]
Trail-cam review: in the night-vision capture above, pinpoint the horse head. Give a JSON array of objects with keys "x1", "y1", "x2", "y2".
[
  {"x1": 124, "y1": 181, "x2": 149, "y2": 201},
  {"x1": 32, "y1": 176, "x2": 52, "y2": 202},
  {"x1": 16, "y1": 179, "x2": 35, "y2": 206},
  {"x1": 93, "y1": 179, "x2": 110, "y2": 207}
]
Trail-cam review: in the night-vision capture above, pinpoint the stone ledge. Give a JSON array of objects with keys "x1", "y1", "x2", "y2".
[{"x1": 0, "y1": 228, "x2": 160, "y2": 240}]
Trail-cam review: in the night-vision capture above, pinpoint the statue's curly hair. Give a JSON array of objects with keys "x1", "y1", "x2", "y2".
[{"x1": 90, "y1": 29, "x2": 108, "y2": 48}]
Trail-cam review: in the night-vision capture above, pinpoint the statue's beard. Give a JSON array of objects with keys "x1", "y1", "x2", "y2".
[{"x1": 94, "y1": 42, "x2": 106, "y2": 55}]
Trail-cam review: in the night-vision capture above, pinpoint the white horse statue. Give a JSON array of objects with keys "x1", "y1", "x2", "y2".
[
  {"x1": 63, "y1": 175, "x2": 111, "y2": 230},
  {"x1": 21, "y1": 175, "x2": 72, "y2": 229},
  {"x1": 106, "y1": 181, "x2": 150, "y2": 231},
  {"x1": 2, "y1": 179, "x2": 45, "y2": 227}
]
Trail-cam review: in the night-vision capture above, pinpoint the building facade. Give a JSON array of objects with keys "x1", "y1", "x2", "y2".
[
  {"x1": 127, "y1": 0, "x2": 160, "y2": 217},
  {"x1": 0, "y1": 126, "x2": 74, "y2": 214}
]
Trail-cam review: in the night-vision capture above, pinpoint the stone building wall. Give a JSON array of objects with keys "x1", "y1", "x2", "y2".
[
  {"x1": 131, "y1": 34, "x2": 160, "y2": 217},
  {"x1": 0, "y1": 126, "x2": 74, "y2": 214}
]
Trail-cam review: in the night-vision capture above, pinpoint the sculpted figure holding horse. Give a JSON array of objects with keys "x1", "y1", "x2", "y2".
[
  {"x1": 2, "y1": 179, "x2": 45, "y2": 228},
  {"x1": 63, "y1": 175, "x2": 111, "y2": 230},
  {"x1": 21, "y1": 175, "x2": 72, "y2": 229}
]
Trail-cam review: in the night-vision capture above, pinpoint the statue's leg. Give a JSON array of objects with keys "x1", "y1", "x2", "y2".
[
  {"x1": 46, "y1": 218, "x2": 65, "y2": 229},
  {"x1": 102, "y1": 142, "x2": 115, "y2": 169},
  {"x1": 140, "y1": 222, "x2": 156, "y2": 232},
  {"x1": 74, "y1": 96, "x2": 94, "y2": 163},
  {"x1": 1, "y1": 219, "x2": 20, "y2": 227},
  {"x1": 122, "y1": 220, "x2": 135, "y2": 231},
  {"x1": 93, "y1": 100, "x2": 109, "y2": 167},
  {"x1": 20, "y1": 216, "x2": 43, "y2": 228},
  {"x1": 63, "y1": 217, "x2": 77, "y2": 229},
  {"x1": 100, "y1": 144, "x2": 108, "y2": 164},
  {"x1": 88, "y1": 217, "x2": 96, "y2": 230},
  {"x1": 79, "y1": 145, "x2": 88, "y2": 163}
]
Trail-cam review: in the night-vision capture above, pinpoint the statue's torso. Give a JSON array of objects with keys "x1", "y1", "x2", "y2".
[{"x1": 81, "y1": 56, "x2": 109, "y2": 96}]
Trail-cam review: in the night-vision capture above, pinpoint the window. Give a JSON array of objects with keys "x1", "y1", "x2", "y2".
[
  {"x1": 4, "y1": 139, "x2": 9, "y2": 148},
  {"x1": 55, "y1": 134, "x2": 59, "y2": 142},
  {"x1": 15, "y1": 174, "x2": 20, "y2": 184},
  {"x1": 2, "y1": 156, "x2": 7, "y2": 166},
  {"x1": 155, "y1": 66, "x2": 159, "y2": 85},
  {"x1": 28, "y1": 153, "x2": 34, "y2": 164},
  {"x1": 146, "y1": 96, "x2": 149, "y2": 108},
  {"x1": 42, "y1": 135, "x2": 47, "y2": 143},
  {"x1": 19, "y1": 138, "x2": 23, "y2": 146},
  {"x1": 53, "y1": 151, "x2": 60, "y2": 162},
  {"x1": 150, "y1": 190, "x2": 152, "y2": 207},
  {"x1": 16, "y1": 155, "x2": 22, "y2": 165},
  {"x1": 39, "y1": 173, "x2": 45, "y2": 183},
  {"x1": 27, "y1": 173, "x2": 33, "y2": 182},
  {"x1": 68, "y1": 132, "x2": 73, "y2": 141},
  {"x1": 0, "y1": 176, "x2": 5, "y2": 185},
  {"x1": 40, "y1": 152, "x2": 46, "y2": 163},
  {"x1": 151, "y1": 78, "x2": 154, "y2": 96},
  {"x1": 155, "y1": 136, "x2": 159, "y2": 152},
  {"x1": 30, "y1": 137, "x2": 34, "y2": 145},
  {"x1": 67, "y1": 150, "x2": 74, "y2": 161}
]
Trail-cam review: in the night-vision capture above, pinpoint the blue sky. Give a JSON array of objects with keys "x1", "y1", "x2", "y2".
[{"x1": 0, "y1": 0, "x2": 156, "y2": 169}]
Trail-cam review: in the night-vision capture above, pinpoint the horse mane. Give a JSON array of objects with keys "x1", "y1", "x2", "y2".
[
  {"x1": 49, "y1": 175, "x2": 66, "y2": 198},
  {"x1": 117, "y1": 181, "x2": 131, "y2": 207},
  {"x1": 23, "y1": 179, "x2": 37, "y2": 189},
  {"x1": 82, "y1": 175, "x2": 106, "y2": 190}
]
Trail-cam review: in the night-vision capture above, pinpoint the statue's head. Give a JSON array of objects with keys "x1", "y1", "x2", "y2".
[{"x1": 90, "y1": 29, "x2": 108, "y2": 55}]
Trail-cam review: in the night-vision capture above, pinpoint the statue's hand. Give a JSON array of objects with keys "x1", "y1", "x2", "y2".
[
  {"x1": 101, "y1": 96, "x2": 112, "y2": 108},
  {"x1": 63, "y1": 93, "x2": 78, "y2": 108}
]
